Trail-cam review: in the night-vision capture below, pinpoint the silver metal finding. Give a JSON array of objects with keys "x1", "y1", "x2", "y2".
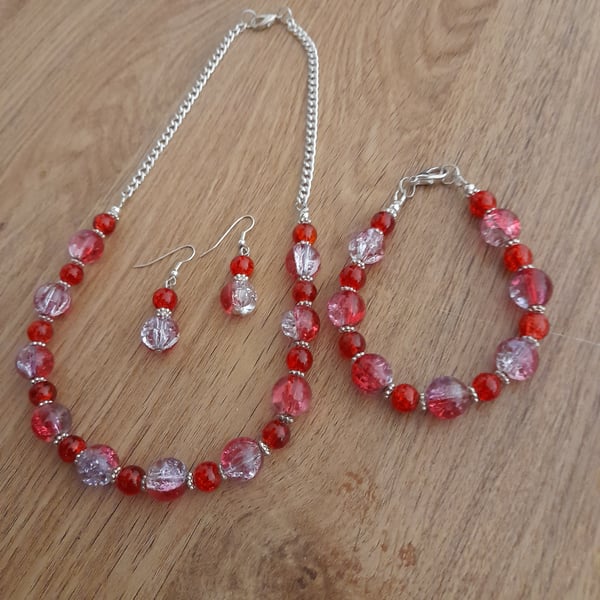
[
  {"x1": 133, "y1": 245, "x2": 196, "y2": 289},
  {"x1": 114, "y1": 8, "x2": 318, "y2": 224}
]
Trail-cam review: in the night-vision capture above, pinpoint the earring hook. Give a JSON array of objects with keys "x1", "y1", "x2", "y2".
[{"x1": 197, "y1": 214, "x2": 255, "y2": 258}]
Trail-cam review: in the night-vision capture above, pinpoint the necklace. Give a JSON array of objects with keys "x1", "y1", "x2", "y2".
[{"x1": 15, "y1": 8, "x2": 321, "y2": 500}]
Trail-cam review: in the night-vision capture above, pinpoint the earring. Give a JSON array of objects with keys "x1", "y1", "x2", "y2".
[{"x1": 327, "y1": 164, "x2": 553, "y2": 420}]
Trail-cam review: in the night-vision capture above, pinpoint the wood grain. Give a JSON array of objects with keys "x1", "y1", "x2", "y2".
[{"x1": 1, "y1": 1, "x2": 599, "y2": 598}]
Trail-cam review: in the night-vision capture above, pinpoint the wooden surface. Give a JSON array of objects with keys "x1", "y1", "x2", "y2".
[{"x1": 1, "y1": 1, "x2": 598, "y2": 598}]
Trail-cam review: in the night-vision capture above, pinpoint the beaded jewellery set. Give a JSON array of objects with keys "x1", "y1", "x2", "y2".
[{"x1": 15, "y1": 9, "x2": 553, "y2": 501}]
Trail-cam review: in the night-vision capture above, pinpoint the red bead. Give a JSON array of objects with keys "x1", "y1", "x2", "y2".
[
  {"x1": 519, "y1": 312, "x2": 550, "y2": 340},
  {"x1": 286, "y1": 346, "x2": 313, "y2": 372},
  {"x1": 504, "y1": 244, "x2": 533, "y2": 272},
  {"x1": 293, "y1": 223, "x2": 317, "y2": 244},
  {"x1": 472, "y1": 372, "x2": 503, "y2": 402},
  {"x1": 59, "y1": 262, "x2": 84, "y2": 285},
  {"x1": 230, "y1": 255, "x2": 254, "y2": 276},
  {"x1": 469, "y1": 190, "x2": 497, "y2": 217},
  {"x1": 338, "y1": 331, "x2": 366, "y2": 359},
  {"x1": 193, "y1": 461, "x2": 222, "y2": 492},
  {"x1": 29, "y1": 381, "x2": 57, "y2": 405},
  {"x1": 93, "y1": 213, "x2": 117, "y2": 235},
  {"x1": 58, "y1": 435, "x2": 87, "y2": 462},
  {"x1": 27, "y1": 320, "x2": 53, "y2": 343},
  {"x1": 351, "y1": 354, "x2": 393, "y2": 393},
  {"x1": 152, "y1": 287, "x2": 178, "y2": 310},
  {"x1": 292, "y1": 280, "x2": 317, "y2": 302},
  {"x1": 116, "y1": 465, "x2": 145, "y2": 495},
  {"x1": 262, "y1": 419, "x2": 291, "y2": 450},
  {"x1": 339, "y1": 264, "x2": 366, "y2": 290},
  {"x1": 370, "y1": 211, "x2": 395, "y2": 235},
  {"x1": 390, "y1": 384, "x2": 419, "y2": 412}
]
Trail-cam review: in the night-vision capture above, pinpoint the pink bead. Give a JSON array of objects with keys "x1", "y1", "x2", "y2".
[
  {"x1": 479, "y1": 209, "x2": 521, "y2": 246},
  {"x1": 145, "y1": 457, "x2": 188, "y2": 501},
  {"x1": 68, "y1": 229, "x2": 104, "y2": 264},
  {"x1": 496, "y1": 337, "x2": 539, "y2": 381},
  {"x1": 15, "y1": 343, "x2": 54, "y2": 379},
  {"x1": 220, "y1": 437, "x2": 263, "y2": 481},
  {"x1": 31, "y1": 402, "x2": 72, "y2": 442},
  {"x1": 140, "y1": 315, "x2": 179, "y2": 351},
  {"x1": 34, "y1": 283, "x2": 71, "y2": 318},
  {"x1": 220, "y1": 278, "x2": 257, "y2": 315},
  {"x1": 285, "y1": 243, "x2": 321, "y2": 278},
  {"x1": 272, "y1": 374, "x2": 312, "y2": 416},
  {"x1": 425, "y1": 376, "x2": 471, "y2": 419},
  {"x1": 509, "y1": 268, "x2": 553, "y2": 309},
  {"x1": 281, "y1": 306, "x2": 320, "y2": 342},
  {"x1": 327, "y1": 290, "x2": 366, "y2": 328},
  {"x1": 351, "y1": 353, "x2": 393, "y2": 393},
  {"x1": 76, "y1": 445, "x2": 120, "y2": 486},
  {"x1": 348, "y1": 228, "x2": 384, "y2": 264}
]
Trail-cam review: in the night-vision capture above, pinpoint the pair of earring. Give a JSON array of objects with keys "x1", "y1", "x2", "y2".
[{"x1": 136, "y1": 215, "x2": 258, "y2": 352}]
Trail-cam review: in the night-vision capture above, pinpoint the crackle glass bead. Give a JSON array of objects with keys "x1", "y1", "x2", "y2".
[
  {"x1": 220, "y1": 437, "x2": 263, "y2": 481},
  {"x1": 425, "y1": 376, "x2": 471, "y2": 419},
  {"x1": 68, "y1": 229, "x2": 104, "y2": 264},
  {"x1": 76, "y1": 445, "x2": 119, "y2": 487},
  {"x1": 348, "y1": 228, "x2": 384, "y2": 264},
  {"x1": 31, "y1": 402, "x2": 71, "y2": 442},
  {"x1": 141, "y1": 315, "x2": 179, "y2": 351},
  {"x1": 272, "y1": 374, "x2": 312, "y2": 416},
  {"x1": 220, "y1": 278, "x2": 257, "y2": 316},
  {"x1": 496, "y1": 337, "x2": 539, "y2": 381},
  {"x1": 29, "y1": 380, "x2": 57, "y2": 405},
  {"x1": 327, "y1": 290, "x2": 366, "y2": 328},
  {"x1": 145, "y1": 457, "x2": 187, "y2": 501},
  {"x1": 351, "y1": 353, "x2": 393, "y2": 393},
  {"x1": 519, "y1": 313, "x2": 550, "y2": 340},
  {"x1": 58, "y1": 435, "x2": 86, "y2": 462},
  {"x1": 192, "y1": 462, "x2": 222, "y2": 492},
  {"x1": 34, "y1": 283, "x2": 71, "y2": 318},
  {"x1": 479, "y1": 209, "x2": 521, "y2": 246},
  {"x1": 285, "y1": 243, "x2": 321, "y2": 278},
  {"x1": 509, "y1": 268, "x2": 553, "y2": 309},
  {"x1": 116, "y1": 465, "x2": 145, "y2": 495},
  {"x1": 281, "y1": 306, "x2": 320, "y2": 342},
  {"x1": 15, "y1": 343, "x2": 54, "y2": 379}
]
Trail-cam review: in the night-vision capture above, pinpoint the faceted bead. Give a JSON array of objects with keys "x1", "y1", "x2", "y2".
[
  {"x1": 272, "y1": 375, "x2": 312, "y2": 416},
  {"x1": 220, "y1": 277, "x2": 257, "y2": 315},
  {"x1": 286, "y1": 346, "x2": 313, "y2": 372},
  {"x1": 192, "y1": 462, "x2": 222, "y2": 492},
  {"x1": 34, "y1": 283, "x2": 71, "y2": 318},
  {"x1": 27, "y1": 320, "x2": 53, "y2": 343},
  {"x1": 145, "y1": 457, "x2": 188, "y2": 501},
  {"x1": 220, "y1": 437, "x2": 263, "y2": 481},
  {"x1": 509, "y1": 268, "x2": 553, "y2": 309},
  {"x1": 281, "y1": 306, "x2": 320, "y2": 342},
  {"x1": 59, "y1": 262, "x2": 84, "y2": 285},
  {"x1": 31, "y1": 402, "x2": 71, "y2": 442},
  {"x1": 370, "y1": 211, "x2": 395, "y2": 235},
  {"x1": 15, "y1": 343, "x2": 54, "y2": 379},
  {"x1": 68, "y1": 229, "x2": 104, "y2": 264},
  {"x1": 472, "y1": 372, "x2": 502, "y2": 402},
  {"x1": 339, "y1": 264, "x2": 366, "y2": 290},
  {"x1": 503, "y1": 243, "x2": 533, "y2": 272},
  {"x1": 519, "y1": 312, "x2": 550, "y2": 340},
  {"x1": 285, "y1": 243, "x2": 321, "y2": 278},
  {"x1": 327, "y1": 290, "x2": 366, "y2": 328},
  {"x1": 262, "y1": 420, "x2": 291, "y2": 449},
  {"x1": 351, "y1": 354, "x2": 393, "y2": 394},
  {"x1": 140, "y1": 315, "x2": 180, "y2": 351},
  {"x1": 390, "y1": 384, "x2": 420, "y2": 413},
  {"x1": 469, "y1": 190, "x2": 497, "y2": 217},
  {"x1": 58, "y1": 435, "x2": 87, "y2": 462},
  {"x1": 291, "y1": 280, "x2": 318, "y2": 303},
  {"x1": 75, "y1": 445, "x2": 119, "y2": 486},
  {"x1": 496, "y1": 337, "x2": 539, "y2": 381},
  {"x1": 293, "y1": 223, "x2": 317, "y2": 244},
  {"x1": 230, "y1": 255, "x2": 254, "y2": 277},
  {"x1": 425, "y1": 376, "x2": 471, "y2": 419},
  {"x1": 116, "y1": 465, "x2": 145, "y2": 495},
  {"x1": 348, "y1": 228, "x2": 384, "y2": 265},
  {"x1": 480, "y1": 209, "x2": 521, "y2": 246},
  {"x1": 93, "y1": 213, "x2": 117, "y2": 236},
  {"x1": 152, "y1": 287, "x2": 178, "y2": 310},
  {"x1": 29, "y1": 380, "x2": 57, "y2": 405},
  {"x1": 339, "y1": 331, "x2": 366, "y2": 359}
]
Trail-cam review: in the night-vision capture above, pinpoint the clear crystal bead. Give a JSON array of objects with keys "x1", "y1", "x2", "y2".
[
  {"x1": 140, "y1": 315, "x2": 179, "y2": 351},
  {"x1": 34, "y1": 283, "x2": 71, "y2": 318},
  {"x1": 348, "y1": 228, "x2": 384, "y2": 264}
]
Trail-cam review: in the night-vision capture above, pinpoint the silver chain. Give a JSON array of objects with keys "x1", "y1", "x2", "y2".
[{"x1": 109, "y1": 8, "x2": 318, "y2": 223}]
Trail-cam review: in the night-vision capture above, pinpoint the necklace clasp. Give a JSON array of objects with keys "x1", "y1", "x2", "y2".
[{"x1": 243, "y1": 10, "x2": 278, "y2": 30}]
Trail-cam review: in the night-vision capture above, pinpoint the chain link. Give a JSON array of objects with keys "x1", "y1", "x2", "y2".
[{"x1": 111, "y1": 9, "x2": 318, "y2": 223}]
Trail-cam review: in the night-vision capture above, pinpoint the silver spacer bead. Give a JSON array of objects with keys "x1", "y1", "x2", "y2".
[
  {"x1": 140, "y1": 475, "x2": 147, "y2": 491},
  {"x1": 518, "y1": 264, "x2": 535, "y2": 270},
  {"x1": 339, "y1": 325, "x2": 356, "y2": 333},
  {"x1": 351, "y1": 260, "x2": 366, "y2": 270},
  {"x1": 419, "y1": 392, "x2": 427, "y2": 412},
  {"x1": 93, "y1": 228, "x2": 106, "y2": 239},
  {"x1": 37, "y1": 315, "x2": 54, "y2": 323},
  {"x1": 351, "y1": 351, "x2": 365, "y2": 363},
  {"x1": 296, "y1": 300, "x2": 312, "y2": 307},
  {"x1": 504, "y1": 238, "x2": 521, "y2": 247},
  {"x1": 299, "y1": 275, "x2": 314, "y2": 282},
  {"x1": 107, "y1": 206, "x2": 121, "y2": 220},
  {"x1": 340, "y1": 286, "x2": 357, "y2": 292},
  {"x1": 298, "y1": 213, "x2": 311, "y2": 224},
  {"x1": 186, "y1": 471, "x2": 196, "y2": 490},
  {"x1": 522, "y1": 335, "x2": 540, "y2": 348},
  {"x1": 233, "y1": 274, "x2": 249, "y2": 282},
  {"x1": 277, "y1": 413, "x2": 295, "y2": 425},
  {"x1": 111, "y1": 466, "x2": 122, "y2": 482},
  {"x1": 70, "y1": 259, "x2": 85, "y2": 268},
  {"x1": 57, "y1": 280, "x2": 71, "y2": 290},
  {"x1": 467, "y1": 385, "x2": 480, "y2": 404},
  {"x1": 53, "y1": 432, "x2": 70, "y2": 445},
  {"x1": 38, "y1": 400, "x2": 54, "y2": 407},
  {"x1": 495, "y1": 370, "x2": 511, "y2": 385},
  {"x1": 289, "y1": 370, "x2": 305, "y2": 377},
  {"x1": 298, "y1": 240, "x2": 311, "y2": 246},
  {"x1": 155, "y1": 308, "x2": 172, "y2": 318},
  {"x1": 218, "y1": 463, "x2": 228, "y2": 481},
  {"x1": 30, "y1": 377, "x2": 47, "y2": 385},
  {"x1": 463, "y1": 183, "x2": 479, "y2": 196},
  {"x1": 384, "y1": 207, "x2": 398, "y2": 219},
  {"x1": 529, "y1": 305, "x2": 546, "y2": 314},
  {"x1": 294, "y1": 341, "x2": 310, "y2": 349},
  {"x1": 258, "y1": 440, "x2": 271, "y2": 456},
  {"x1": 30, "y1": 341, "x2": 47, "y2": 347},
  {"x1": 383, "y1": 384, "x2": 395, "y2": 399}
]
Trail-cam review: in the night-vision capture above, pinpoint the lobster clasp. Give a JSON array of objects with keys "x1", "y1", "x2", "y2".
[
  {"x1": 243, "y1": 10, "x2": 278, "y2": 30},
  {"x1": 412, "y1": 167, "x2": 449, "y2": 186}
]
